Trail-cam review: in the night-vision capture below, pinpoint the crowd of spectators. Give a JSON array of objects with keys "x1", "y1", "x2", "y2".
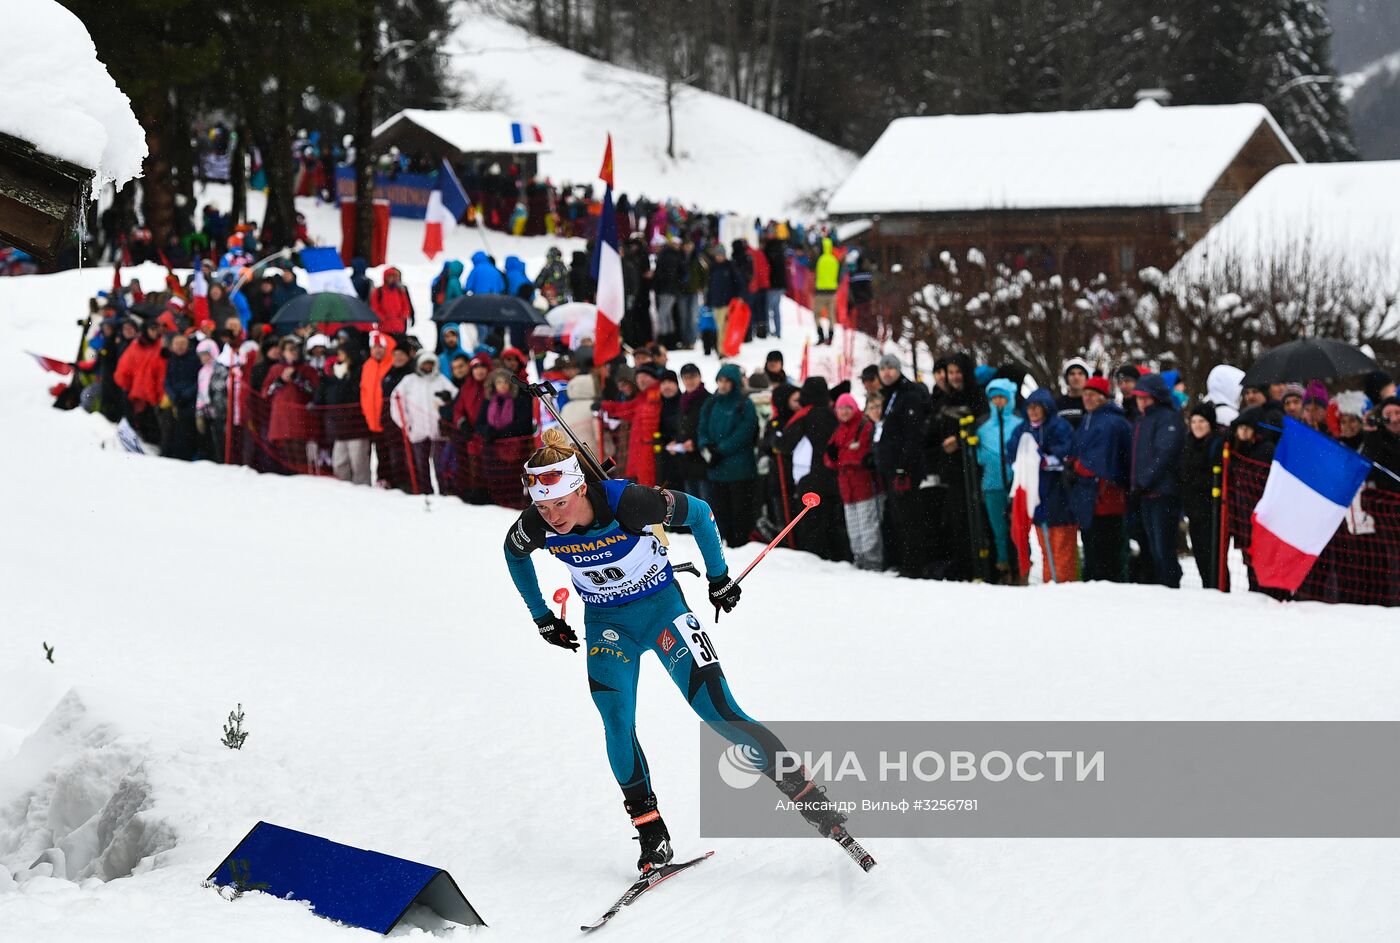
[{"x1": 62, "y1": 241, "x2": 1400, "y2": 604}]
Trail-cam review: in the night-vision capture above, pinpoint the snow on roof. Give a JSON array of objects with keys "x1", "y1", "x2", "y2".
[
  {"x1": 0, "y1": 0, "x2": 145, "y2": 190},
  {"x1": 1169, "y1": 160, "x2": 1400, "y2": 294},
  {"x1": 827, "y1": 101, "x2": 1303, "y2": 216},
  {"x1": 372, "y1": 109, "x2": 550, "y2": 156}
]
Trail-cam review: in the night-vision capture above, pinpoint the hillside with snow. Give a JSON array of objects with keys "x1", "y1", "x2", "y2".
[
  {"x1": 1343, "y1": 50, "x2": 1400, "y2": 159},
  {"x1": 1331, "y1": 0, "x2": 1400, "y2": 159},
  {"x1": 3, "y1": 263, "x2": 1400, "y2": 940},
  {"x1": 441, "y1": 6, "x2": 857, "y2": 220}
]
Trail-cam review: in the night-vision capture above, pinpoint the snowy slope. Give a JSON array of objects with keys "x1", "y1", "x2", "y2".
[
  {"x1": 442, "y1": 7, "x2": 857, "y2": 220},
  {"x1": 3, "y1": 269, "x2": 1400, "y2": 941}
]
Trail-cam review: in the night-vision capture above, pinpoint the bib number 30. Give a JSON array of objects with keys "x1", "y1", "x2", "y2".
[{"x1": 671, "y1": 613, "x2": 719, "y2": 667}]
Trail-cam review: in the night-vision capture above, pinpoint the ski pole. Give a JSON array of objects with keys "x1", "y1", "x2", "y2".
[
  {"x1": 511, "y1": 374, "x2": 698, "y2": 577},
  {"x1": 553, "y1": 587, "x2": 570, "y2": 621},
  {"x1": 716, "y1": 492, "x2": 820, "y2": 622}
]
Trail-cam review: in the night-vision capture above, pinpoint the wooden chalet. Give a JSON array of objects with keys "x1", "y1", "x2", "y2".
[
  {"x1": 0, "y1": 131, "x2": 94, "y2": 260},
  {"x1": 826, "y1": 98, "x2": 1302, "y2": 284}
]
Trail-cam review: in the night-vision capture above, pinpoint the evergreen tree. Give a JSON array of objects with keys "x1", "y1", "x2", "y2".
[
  {"x1": 60, "y1": 0, "x2": 217, "y2": 247},
  {"x1": 1244, "y1": 0, "x2": 1359, "y2": 161}
]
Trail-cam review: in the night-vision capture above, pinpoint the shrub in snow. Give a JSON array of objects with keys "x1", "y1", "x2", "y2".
[
  {"x1": 878, "y1": 234, "x2": 1399, "y2": 396},
  {"x1": 1148, "y1": 238, "x2": 1400, "y2": 394},
  {"x1": 221, "y1": 704, "x2": 248, "y2": 751},
  {"x1": 884, "y1": 255, "x2": 1143, "y2": 390},
  {"x1": 212, "y1": 859, "x2": 269, "y2": 901}
]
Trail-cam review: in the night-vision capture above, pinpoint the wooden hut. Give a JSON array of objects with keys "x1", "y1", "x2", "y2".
[
  {"x1": 826, "y1": 99, "x2": 1302, "y2": 284},
  {"x1": 0, "y1": 131, "x2": 94, "y2": 260}
]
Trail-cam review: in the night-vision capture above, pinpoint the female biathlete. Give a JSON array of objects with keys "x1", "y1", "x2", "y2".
[{"x1": 504, "y1": 429, "x2": 854, "y2": 873}]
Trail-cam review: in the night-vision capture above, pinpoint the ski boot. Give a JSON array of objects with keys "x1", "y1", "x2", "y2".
[
  {"x1": 777, "y1": 768, "x2": 877, "y2": 871},
  {"x1": 776, "y1": 767, "x2": 848, "y2": 837},
  {"x1": 625, "y1": 794, "x2": 674, "y2": 873}
]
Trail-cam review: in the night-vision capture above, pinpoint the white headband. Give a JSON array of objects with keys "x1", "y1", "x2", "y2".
[{"x1": 524, "y1": 454, "x2": 586, "y2": 502}]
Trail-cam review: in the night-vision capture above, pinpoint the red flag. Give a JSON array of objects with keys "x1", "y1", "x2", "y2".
[
  {"x1": 799, "y1": 338, "x2": 810, "y2": 383},
  {"x1": 598, "y1": 134, "x2": 614, "y2": 189},
  {"x1": 28, "y1": 351, "x2": 73, "y2": 376}
]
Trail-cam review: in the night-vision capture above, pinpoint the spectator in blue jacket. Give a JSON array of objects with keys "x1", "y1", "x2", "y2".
[
  {"x1": 1130, "y1": 372, "x2": 1186, "y2": 588},
  {"x1": 464, "y1": 250, "x2": 506, "y2": 294},
  {"x1": 1070, "y1": 376, "x2": 1133, "y2": 582},
  {"x1": 704, "y1": 245, "x2": 743, "y2": 353},
  {"x1": 431, "y1": 259, "x2": 465, "y2": 317},
  {"x1": 504, "y1": 255, "x2": 533, "y2": 301},
  {"x1": 975, "y1": 377, "x2": 1024, "y2": 581},
  {"x1": 349, "y1": 256, "x2": 372, "y2": 301},
  {"x1": 438, "y1": 323, "x2": 468, "y2": 377},
  {"x1": 161, "y1": 332, "x2": 201, "y2": 461},
  {"x1": 1025, "y1": 387, "x2": 1077, "y2": 582}
]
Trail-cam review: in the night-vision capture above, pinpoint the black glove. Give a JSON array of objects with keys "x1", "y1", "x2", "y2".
[
  {"x1": 825, "y1": 442, "x2": 840, "y2": 463},
  {"x1": 534, "y1": 613, "x2": 579, "y2": 651},
  {"x1": 708, "y1": 575, "x2": 742, "y2": 613},
  {"x1": 706, "y1": 449, "x2": 724, "y2": 468},
  {"x1": 436, "y1": 390, "x2": 453, "y2": 404}
]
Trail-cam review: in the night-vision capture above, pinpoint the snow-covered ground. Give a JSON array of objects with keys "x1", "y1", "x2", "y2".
[
  {"x1": 442, "y1": 6, "x2": 857, "y2": 220},
  {"x1": 3, "y1": 260, "x2": 1400, "y2": 941}
]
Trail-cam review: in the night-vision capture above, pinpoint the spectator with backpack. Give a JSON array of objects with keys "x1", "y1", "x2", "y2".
[{"x1": 371, "y1": 267, "x2": 414, "y2": 334}]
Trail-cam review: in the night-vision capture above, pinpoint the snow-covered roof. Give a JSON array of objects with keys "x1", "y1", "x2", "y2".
[
  {"x1": 1169, "y1": 160, "x2": 1400, "y2": 294},
  {"x1": 372, "y1": 109, "x2": 550, "y2": 156},
  {"x1": 827, "y1": 101, "x2": 1303, "y2": 216},
  {"x1": 0, "y1": 0, "x2": 145, "y2": 190}
]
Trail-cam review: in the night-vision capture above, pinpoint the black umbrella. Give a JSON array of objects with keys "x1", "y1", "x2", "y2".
[
  {"x1": 270, "y1": 292, "x2": 378, "y2": 327},
  {"x1": 434, "y1": 293, "x2": 547, "y2": 328},
  {"x1": 1241, "y1": 338, "x2": 1380, "y2": 386}
]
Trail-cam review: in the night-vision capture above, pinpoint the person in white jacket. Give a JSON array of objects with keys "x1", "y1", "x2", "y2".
[
  {"x1": 390, "y1": 350, "x2": 457, "y2": 494},
  {"x1": 559, "y1": 372, "x2": 600, "y2": 459}
]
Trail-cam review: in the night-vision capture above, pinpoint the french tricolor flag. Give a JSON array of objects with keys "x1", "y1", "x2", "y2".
[
  {"x1": 422, "y1": 158, "x2": 471, "y2": 260},
  {"x1": 590, "y1": 137, "x2": 624, "y2": 365},
  {"x1": 1250, "y1": 417, "x2": 1372, "y2": 592},
  {"x1": 1008, "y1": 432, "x2": 1041, "y2": 577},
  {"x1": 510, "y1": 122, "x2": 543, "y2": 145}
]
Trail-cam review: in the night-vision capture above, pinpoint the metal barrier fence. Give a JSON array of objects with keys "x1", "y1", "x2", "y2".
[{"x1": 1225, "y1": 451, "x2": 1400, "y2": 606}]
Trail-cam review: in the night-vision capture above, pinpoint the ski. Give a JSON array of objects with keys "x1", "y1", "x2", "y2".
[
  {"x1": 828, "y1": 825, "x2": 877, "y2": 872},
  {"x1": 580, "y1": 851, "x2": 714, "y2": 933}
]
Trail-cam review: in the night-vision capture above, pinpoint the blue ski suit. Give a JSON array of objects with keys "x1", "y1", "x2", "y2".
[{"x1": 505, "y1": 480, "x2": 785, "y2": 801}]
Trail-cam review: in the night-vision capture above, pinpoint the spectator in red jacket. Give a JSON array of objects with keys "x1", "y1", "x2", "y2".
[
  {"x1": 601, "y1": 363, "x2": 663, "y2": 485},
  {"x1": 453, "y1": 354, "x2": 492, "y2": 432},
  {"x1": 369, "y1": 267, "x2": 414, "y2": 334},
  {"x1": 824, "y1": 392, "x2": 883, "y2": 569},
  {"x1": 113, "y1": 319, "x2": 167, "y2": 442},
  {"x1": 261, "y1": 336, "x2": 321, "y2": 471},
  {"x1": 748, "y1": 242, "x2": 772, "y2": 339}
]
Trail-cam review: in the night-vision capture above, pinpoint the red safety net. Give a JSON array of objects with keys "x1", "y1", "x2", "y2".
[
  {"x1": 1226, "y1": 452, "x2": 1400, "y2": 607},
  {"x1": 229, "y1": 388, "x2": 537, "y2": 509}
]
